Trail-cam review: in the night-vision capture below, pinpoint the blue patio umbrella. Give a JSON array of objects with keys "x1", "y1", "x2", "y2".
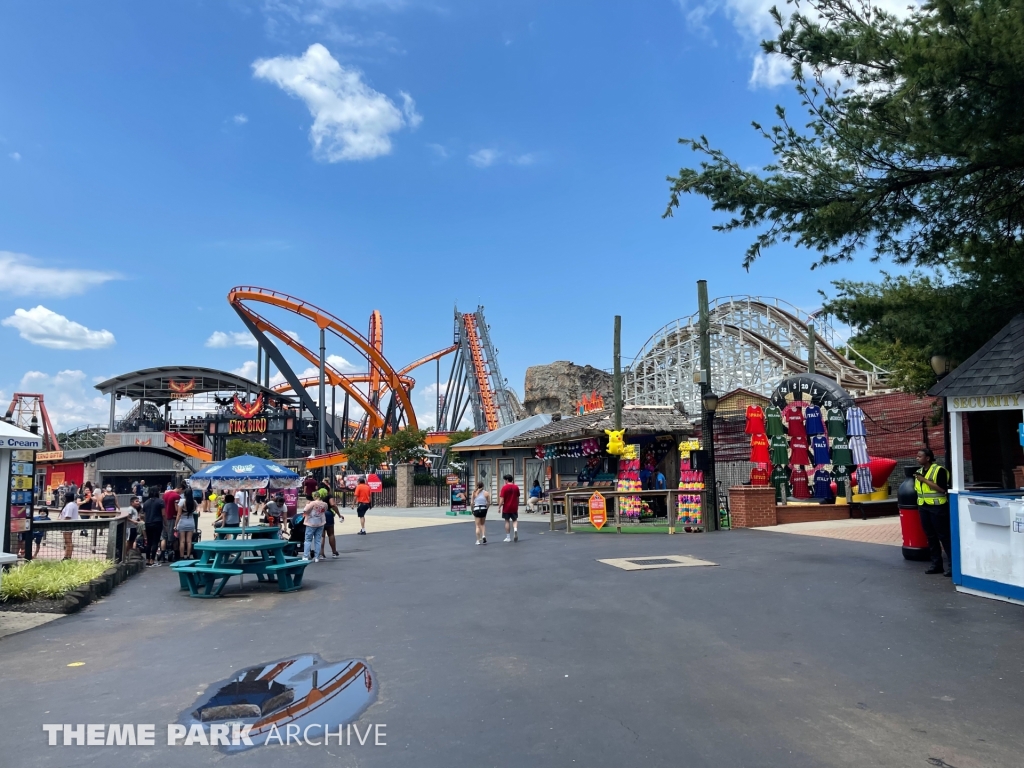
[{"x1": 188, "y1": 454, "x2": 301, "y2": 492}]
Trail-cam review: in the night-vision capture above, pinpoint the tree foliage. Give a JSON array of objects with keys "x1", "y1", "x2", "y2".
[
  {"x1": 667, "y1": 0, "x2": 1024, "y2": 389},
  {"x1": 667, "y1": 0, "x2": 1024, "y2": 270},
  {"x1": 344, "y1": 438, "x2": 385, "y2": 472},
  {"x1": 226, "y1": 439, "x2": 273, "y2": 459},
  {"x1": 383, "y1": 428, "x2": 428, "y2": 465},
  {"x1": 445, "y1": 428, "x2": 476, "y2": 448}
]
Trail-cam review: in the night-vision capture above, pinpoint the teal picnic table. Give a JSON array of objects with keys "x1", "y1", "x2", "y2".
[
  {"x1": 213, "y1": 525, "x2": 281, "y2": 540},
  {"x1": 173, "y1": 538, "x2": 307, "y2": 598}
]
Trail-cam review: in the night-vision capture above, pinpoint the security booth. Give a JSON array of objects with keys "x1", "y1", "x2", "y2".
[
  {"x1": 1, "y1": 420, "x2": 45, "y2": 569},
  {"x1": 928, "y1": 314, "x2": 1024, "y2": 604}
]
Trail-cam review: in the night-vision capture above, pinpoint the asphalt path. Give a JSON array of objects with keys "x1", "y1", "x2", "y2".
[{"x1": 1, "y1": 520, "x2": 1022, "y2": 767}]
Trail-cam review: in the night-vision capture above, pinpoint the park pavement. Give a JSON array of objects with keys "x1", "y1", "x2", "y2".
[{"x1": 1, "y1": 517, "x2": 1022, "y2": 767}]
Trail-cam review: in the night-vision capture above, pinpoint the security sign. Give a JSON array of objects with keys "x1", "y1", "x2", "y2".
[{"x1": 589, "y1": 492, "x2": 607, "y2": 530}]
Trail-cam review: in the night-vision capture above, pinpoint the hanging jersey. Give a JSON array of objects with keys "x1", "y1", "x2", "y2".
[
  {"x1": 749, "y1": 434, "x2": 771, "y2": 464},
  {"x1": 745, "y1": 405, "x2": 766, "y2": 435},
  {"x1": 769, "y1": 435, "x2": 790, "y2": 466},
  {"x1": 810, "y1": 434, "x2": 830, "y2": 465},
  {"x1": 830, "y1": 436, "x2": 854, "y2": 466},
  {"x1": 764, "y1": 404, "x2": 785, "y2": 437},
  {"x1": 750, "y1": 466, "x2": 770, "y2": 486},
  {"x1": 813, "y1": 469, "x2": 833, "y2": 498},
  {"x1": 846, "y1": 406, "x2": 866, "y2": 436},
  {"x1": 789, "y1": 435, "x2": 810, "y2": 466},
  {"x1": 804, "y1": 405, "x2": 825, "y2": 435},
  {"x1": 825, "y1": 407, "x2": 847, "y2": 438},
  {"x1": 831, "y1": 464, "x2": 851, "y2": 496},
  {"x1": 791, "y1": 466, "x2": 811, "y2": 498},
  {"x1": 850, "y1": 435, "x2": 870, "y2": 465},
  {"x1": 770, "y1": 465, "x2": 790, "y2": 503},
  {"x1": 782, "y1": 403, "x2": 807, "y2": 437},
  {"x1": 856, "y1": 465, "x2": 873, "y2": 494}
]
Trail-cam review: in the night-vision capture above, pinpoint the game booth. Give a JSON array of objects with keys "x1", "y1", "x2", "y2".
[
  {"x1": 928, "y1": 314, "x2": 1024, "y2": 605},
  {"x1": 730, "y1": 374, "x2": 899, "y2": 528}
]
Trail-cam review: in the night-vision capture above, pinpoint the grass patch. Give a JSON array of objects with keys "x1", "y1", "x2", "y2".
[{"x1": 1, "y1": 560, "x2": 112, "y2": 602}]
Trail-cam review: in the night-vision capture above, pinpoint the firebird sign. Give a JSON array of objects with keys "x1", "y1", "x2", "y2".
[{"x1": 228, "y1": 418, "x2": 268, "y2": 435}]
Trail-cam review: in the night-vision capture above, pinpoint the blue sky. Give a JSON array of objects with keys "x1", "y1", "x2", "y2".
[{"x1": 0, "y1": 0, "x2": 888, "y2": 430}]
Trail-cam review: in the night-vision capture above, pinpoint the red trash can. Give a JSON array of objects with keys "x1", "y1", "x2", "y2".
[{"x1": 897, "y1": 467, "x2": 930, "y2": 561}]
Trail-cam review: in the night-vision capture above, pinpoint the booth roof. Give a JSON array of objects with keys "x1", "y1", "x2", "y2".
[
  {"x1": 450, "y1": 414, "x2": 553, "y2": 451},
  {"x1": 503, "y1": 406, "x2": 695, "y2": 447},
  {"x1": 928, "y1": 313, "x2": 1024, "y2": 398}
]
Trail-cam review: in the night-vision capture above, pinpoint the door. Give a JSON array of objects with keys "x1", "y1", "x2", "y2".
[
  {"x1": 474, "y1": 460, "x2": 491, "y2": 498},
  {"x1": 525, "y1": 459, "x2": 544, "y2": 493},
  {"x1": 497, "y1": 459, "x2": 514, "y2": 492}
]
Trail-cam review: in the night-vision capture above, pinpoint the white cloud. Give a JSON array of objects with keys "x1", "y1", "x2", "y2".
[
  {"x1": 14, "y1": 370, "x2": 128, "y2": 432},
  {"x1": 253, "y1": 43, "x2": 420, "y2": 161},
  {"x1": 511, "y1": 152, "x2": 537, "y2": 166},
  {"x1": 327, "y1": 354, "x2": 359, "y2": 373},
  {"x1": 206, "y1": 330, "x2": 258, "y2": 348},
  {"x1": 399, "y1": 91, "x2": 422, "y2": 128},
  {"x1": 0, "y1": 251, "x2": 119, "y2": 297},
  {"x1": 9, "y1": 152, "x2": 20, "y2": 161},
  {"x1": 468, "y1": 148, "x2": 500, "y2": 168},
  {"x1": 2, "y1": 306, "x2": 116, "y2": 350},
  {"x1": 234, "y1": 113, "x2": 249, "y2": 124},
  {"x1": 427, "y1": 143, "x2": 448, "y2": 159},
  {"x1": 676, "y1": 0, "x2": 919, "y2": 89}
]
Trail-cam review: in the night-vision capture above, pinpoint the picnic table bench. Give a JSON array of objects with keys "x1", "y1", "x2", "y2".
[
  {"x1": 213, "y1": 525, "x2": 282, "y2": 540},
  {"x1": 173, "y1": 539, "x2": 308, "y2": 598}
]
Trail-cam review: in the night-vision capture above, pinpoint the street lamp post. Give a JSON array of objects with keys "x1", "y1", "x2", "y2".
[
  {"x1": 930, "y1": 355, "x2": 952, "y2": 470},
  {"x1": 701, "y1": 390, "x2": 719, "y2": 532}
]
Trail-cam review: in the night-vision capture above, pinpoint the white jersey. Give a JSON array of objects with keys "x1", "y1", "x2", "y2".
[
  {"x1": 850, "y1": 435, "x2": 870, "y2": 465},
  {"x1": 846, "y1": 406, "x2": 866, "y2": 436}
]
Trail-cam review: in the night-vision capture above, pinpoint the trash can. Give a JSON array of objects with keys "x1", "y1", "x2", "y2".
[{"x1": 897, "y1": 466, "x2": 930, "y2": 561}]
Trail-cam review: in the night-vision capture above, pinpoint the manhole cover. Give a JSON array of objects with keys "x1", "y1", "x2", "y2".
[{"x1": 598, "y1": 555, "x2": 718, "y2": 571}]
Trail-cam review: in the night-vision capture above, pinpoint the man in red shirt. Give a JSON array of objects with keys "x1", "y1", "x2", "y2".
[
  {"x1": 161, "y1": 483, "x2": 182, "y2": 561},
  {"x1": 303, "y1": 472, "x2": 318, "y2": 497},
  {"x1": 499, "y1": 474, "x2": 520, "y2": 543}
]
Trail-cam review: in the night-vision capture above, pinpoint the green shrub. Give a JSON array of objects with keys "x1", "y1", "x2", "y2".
[{"x1": 0, "y1": 559, "x2": 112, "y2": 602}]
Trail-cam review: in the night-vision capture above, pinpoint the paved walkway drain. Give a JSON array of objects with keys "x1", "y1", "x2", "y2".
[{"x1": 599, "y1": 555, "x2": 718, "y2": 571}]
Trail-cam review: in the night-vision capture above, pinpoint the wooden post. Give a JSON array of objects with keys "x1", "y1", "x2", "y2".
[
  {"x1": 613, "y1": 315, "x2": 622, "y2": 431},
  {"x1": 807, "y1": 322, "x2": 816, "y2": 375}
]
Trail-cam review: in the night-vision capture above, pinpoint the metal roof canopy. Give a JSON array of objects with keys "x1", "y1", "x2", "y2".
[
  {"x1": 94, "y1": 366, "x2": 292, "y2": 407},
  {"x1": 450, "y1": 414, "x2": 553, "y2": 451}
]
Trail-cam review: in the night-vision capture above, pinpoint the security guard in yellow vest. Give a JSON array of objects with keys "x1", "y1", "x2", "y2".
[{"x1": 914, "y1": 448, "x2": 952, "y2": 576}]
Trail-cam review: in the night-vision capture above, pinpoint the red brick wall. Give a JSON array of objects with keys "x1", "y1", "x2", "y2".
[
  {"x1": 776, "y1": 506, "x2": 851, "y2": 525},
  {"x1": 729, "y1": 486, "x2": 777, "y2": 527}
]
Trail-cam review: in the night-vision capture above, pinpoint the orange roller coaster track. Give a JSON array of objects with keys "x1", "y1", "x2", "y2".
[{"x1": 229, "y1": 287, "x2": 460, "y2": 439}]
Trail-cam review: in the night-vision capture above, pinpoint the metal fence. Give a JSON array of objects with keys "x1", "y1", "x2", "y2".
[{"x1": 25, "y1": 514, "x2": 136, "y2": 563}]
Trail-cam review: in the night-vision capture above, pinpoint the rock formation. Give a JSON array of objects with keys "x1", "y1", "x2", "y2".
[{"x1": 522, "y1": 361, "x2": 614, "y2": 416}]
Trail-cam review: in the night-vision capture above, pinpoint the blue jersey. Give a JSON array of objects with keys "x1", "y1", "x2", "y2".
[
  {"x1": 810, "y1": 434, "x2": 830, "y2": 465},
  {"x1": 856, "y1": 465, "x2": 873, "y2": 494},
  {"x1": 804, "y1": 405, "x2": 825, "y2": 435},
  {"x1": 851, "y1": 435, "x2": 870, "y2": 465},
  {"x1": 813, "y1": 469, "x2": 833, "y2": 498}
]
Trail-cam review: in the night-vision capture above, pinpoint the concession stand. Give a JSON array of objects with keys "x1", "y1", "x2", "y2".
[{"x1": 928, "y1": 314, "x2": 1024, "y2": 604}]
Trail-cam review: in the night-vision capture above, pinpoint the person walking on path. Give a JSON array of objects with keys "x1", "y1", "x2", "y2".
[
  {"x1": 59, "y1": 492, "x2": 80, "y2": 560},
  {"x1": 142, "y1": 486, "x2": 164, "y2": 566},
  {"x1": 353, "y1": 477, "x2": 372, "y2": 535},
  {"x1": 323, "y1": 492, "x2": 342, "y2": 558},
  {"x1": 914, "y1": 447, "x2": 952, "y2": 576},
  {"x1": 161, "y1": 483, "x2": 182, "y2": 560},
  {"x1": 499, "y1": 474, "x2": 520, "y2": 543},
  {"x1": 302, "y1": 492, "x2": 327, "y2": 562},
  {"x1": 472, "y1": 482, "x2": 491, "y2": 545}
]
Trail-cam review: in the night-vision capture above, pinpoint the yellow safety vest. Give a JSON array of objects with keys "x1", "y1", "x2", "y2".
[{"x1": 915, "y1": 463, "x2": 948, "y2": 506}]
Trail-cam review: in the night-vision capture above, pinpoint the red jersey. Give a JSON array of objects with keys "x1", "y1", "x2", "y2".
[
  {"x1": 789, "y1": 435, "x2": 810, "y2": 466},
  {"x1": 782, "y1": 403, "x2": 807, "y2": 438},
  {"x1": 791, "y1": 466, "x2": 811, "y2": 498},
  {"x1": 744, "y1": 405, "x2": 766, "y2": 435},
  {"x1": 750, "y1": 466, "x2": 770, "y2": 486},
  {"x1": 499, "y1": 483, "x2": 520, "y2": 514},
  {"x1": 749, "y1": 433, "x2": 770, "y2": 463}
]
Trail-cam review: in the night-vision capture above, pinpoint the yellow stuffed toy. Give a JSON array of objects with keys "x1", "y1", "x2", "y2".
[{"x1": 605, "y1": 429, "x2": 626, "y2": 455}]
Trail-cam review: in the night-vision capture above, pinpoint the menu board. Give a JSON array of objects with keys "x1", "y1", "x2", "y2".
[{"x1": 9, "y1": 450, "x2": 36, "y2": 540}]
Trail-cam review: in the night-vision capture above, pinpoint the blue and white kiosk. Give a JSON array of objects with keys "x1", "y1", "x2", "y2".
[{"x1": 929, "y1": 314, "x2": 1024, "y2": 605}]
